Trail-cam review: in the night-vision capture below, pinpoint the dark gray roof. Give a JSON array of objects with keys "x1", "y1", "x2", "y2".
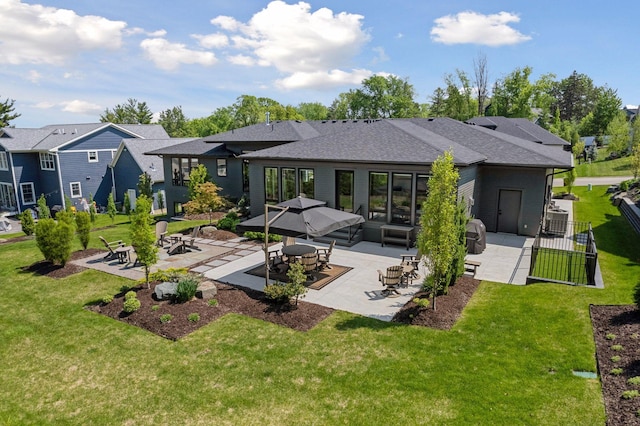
[
  {"x1": 113, "y1": 138, "x2": 197, "y2": 183},
  {"x1": 0, "y1": 123, "x2": 169, "y2": 152},
  {"x1": 241, "y1": 118, "x2": 572, "y2": 168},
  {"x1": 145, "y1": 138, "x2": 232, "y2": 156},
  {"x1": 466, "y1": 116, "x2": 570, "y2": 146}
]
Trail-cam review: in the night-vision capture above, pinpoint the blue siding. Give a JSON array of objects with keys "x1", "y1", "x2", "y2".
[
  {"x1": 62, "y1": 128, "x2": 132, "y2": 151},
  {"x1": 112, "y1": 150, "x2": 142, "y2": 203}
]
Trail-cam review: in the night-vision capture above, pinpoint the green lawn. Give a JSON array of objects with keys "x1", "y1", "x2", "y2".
[
  {"x1": 574, "y1": 150, "x2": 634, "y2": 177},
  {"x1": 0, "y1": 193, "x2": 638, "y2": 424}
]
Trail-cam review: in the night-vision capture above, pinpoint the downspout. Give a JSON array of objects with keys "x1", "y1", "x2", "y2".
[
  {"x1": 55, "y1": 152, "x2": 65, "y2": 209},
  {"x1": 8, "y1": 152, "x2": 21, "y2": 214},
  {"x1": 110, "y1": 164, "x2": 116, "y2": 200}
]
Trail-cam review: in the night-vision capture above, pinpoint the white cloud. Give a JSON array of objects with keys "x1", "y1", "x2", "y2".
[
  {"x1": 371, "y1": 46, "x2": 389, "y2": 64},
  {"x1": 211, "y1": 1, "x2": 373, "y2": 89},
  {"x1": 61, "y1": 100, "x2": 103, "y2": 114},
  {"x1": 34, "y1": 101, "x2": 56, "y2": 109},
  {"x1": 60, "y1": 99, "x2": 102, "y2": 114},
  {"x1": 0, "y1": 0, "x2": 127, "y2": 65},
  {"x1": 275, "y1": 68, "x2": 373, "y2": 90},
  {"x1": 27, "y1": 70, "x2": 42, "y2": 83},
  {"x1": 192, "y1": 33, "x2": 229, "y2": 49},
  {"x1": 140, "y1": 38, "x2": 218, "y2": 71},
  {"x1": 430, "y1": 11, "x2": 532, "y2": 46}
]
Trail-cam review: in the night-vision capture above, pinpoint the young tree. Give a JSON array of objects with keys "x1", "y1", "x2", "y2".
[
  {"x1": 183, "y1": 182, "x2": 224, "y2": 224},
  {"x1": 418, "y1": 150, "x2": 460, "y2": 310},
  {"x1": 20, "y1": 209, "x2": 35, "y2": 236},
  {"x1": 106, "y1": 192, "x2": 117, "y2": 223},
  {"x1": 130, "y1": 195, "x2": 158, "y2": 288},
  {"x1": 157, "y1": 191, "x2": 165, "y2": 213},
  {"x1": 36, "y1": 194, "x2": 50, "y2": 219},
  {"x1": 137, "y1": 171, "x2": 153, "y2": 198},
  {"x1": 606, "y1": 112, "x2": 630, "y2": 156},
  {"x1": 473, "y1": 53, "x2": 489, "y2": 116},
  {"x1": 572, "y1": 140, "x2": 586, "y2": 164},
  {"x1": 123, "y1": 192, "x2": 131, "y2": 215},
  {"x1": 35, "y1": 212, "x2": 75, "y2": 266},
  {"x1": 187, "y1": 164, "x2": 211, "y2": 199},
  {"x1": 565, "y1": 168, "x2": 577, "y2": 195},
  {"x1": 630, "y1": 144, "x2": 640, "y2": 179},
  {"x1": 0, "y1": 95, "x2": 21, "y2": 127},
  {"x1": 75, "y1": 211, "x2": 91, "y2": 250}
]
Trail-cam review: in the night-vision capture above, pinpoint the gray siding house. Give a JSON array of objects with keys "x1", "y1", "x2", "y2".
[{"x1": 0, "y1": 123, "x2": 168, "y2": 214}]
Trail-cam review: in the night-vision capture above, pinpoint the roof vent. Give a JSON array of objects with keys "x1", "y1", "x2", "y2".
[{"x1": 265, "y1": 112, "x2": 270, "y2": 125}]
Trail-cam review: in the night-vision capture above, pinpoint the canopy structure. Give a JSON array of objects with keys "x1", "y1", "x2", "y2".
[{"x1": 236, "y1": 196, "x2": 365, "y2": 238}]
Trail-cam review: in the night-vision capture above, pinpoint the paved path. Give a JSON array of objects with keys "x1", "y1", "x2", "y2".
[{"x1": 553, "y1": 176, "x2": 633, "y2": 187}]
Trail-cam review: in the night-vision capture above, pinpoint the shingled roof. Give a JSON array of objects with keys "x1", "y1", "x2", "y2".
[
  {"x1": 466, "y1": 116, "x2": 570, "y2": 146},
  {"x1": 241, "y1": 117, "x2": 572, "y2": 168}
]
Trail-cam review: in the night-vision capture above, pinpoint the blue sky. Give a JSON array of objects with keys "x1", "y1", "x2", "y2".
[{"x1": 2, "y1": 0, "x2": 638, "y2": 128}]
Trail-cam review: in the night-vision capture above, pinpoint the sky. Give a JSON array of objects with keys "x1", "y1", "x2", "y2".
[{"x1": 1, "y1": 0, "x2": 639, "y2": 128}]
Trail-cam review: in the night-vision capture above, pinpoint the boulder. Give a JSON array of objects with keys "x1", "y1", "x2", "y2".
[
  {"x1": 154, "y1": 281, "x2": 178, "y2": 300},
  {"x1": 196, "y1": 280, "x2": 217, "y2": 299}
]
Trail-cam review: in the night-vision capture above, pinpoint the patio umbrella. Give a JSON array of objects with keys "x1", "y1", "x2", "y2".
[{"x1": 236, "y1": 196, "x2": 365, "y2": 238}]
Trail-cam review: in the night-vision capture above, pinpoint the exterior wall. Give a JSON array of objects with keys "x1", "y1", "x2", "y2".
[
  {"x1": 475, "y1": 166, "x2": 547, "y2": 236},
  {"x1": 112, "y1": 149, "x2": 143, "y2": 205},
  {"x1": 11, "y1": 153, "x2": 45, "y2": 211},
  {"x1": 458, "y1": 165, "x2": 478, "y2": 217}
]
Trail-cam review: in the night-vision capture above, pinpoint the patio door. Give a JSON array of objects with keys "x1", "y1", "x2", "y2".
[
  {"x1": 335, "y1": 170, "x2": 354, "y2": 212},
  {"x1": 497, "y1": 189, "x2": 521, "y2": 234}
]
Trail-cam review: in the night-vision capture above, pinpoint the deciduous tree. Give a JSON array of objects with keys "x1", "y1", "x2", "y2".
[
  {"x1": 158, "y1": 106, "x2": 189, "y2": 137},
  {"x1": 183, "y1": 182, "x2": 224, "y2": 224},
  {"x1": 606, "y1": 112, "x2": 630, "y2": 156},
  {"x1": 130, "y1": 195, "x2": 158, "y2": 287}
]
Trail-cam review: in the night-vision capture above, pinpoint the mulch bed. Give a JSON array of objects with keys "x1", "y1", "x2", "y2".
[
  {"x1": 392, "y1": 274, "x2": 480, "y2": 329},
  {"x1": 591, "y1": 305, "x2": 640, "y2": 425}
]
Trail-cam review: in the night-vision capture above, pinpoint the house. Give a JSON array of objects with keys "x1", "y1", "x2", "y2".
[
  {"x1": 238, "y1": 118, "x2": 573, "y2": 240},
  {"x1": 110, "y1": 138, "x2": 197, "y2": 212},
  {"x1": 466, "y1": 116, "x2": 571, "y2": 149},
  {"x1": 0, "y1": 123, "x2": 168, "y2": 214}
]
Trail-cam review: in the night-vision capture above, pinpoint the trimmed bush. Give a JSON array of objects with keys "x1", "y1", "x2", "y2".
[
  {"x1": 175, "y1": 275, "x2": 200, "y2": 303},
  {"x1": 75, "y1": 211, "x2": 91, "y2": 250},
  {"x1": 123, "y1": 297, "x2": 141, "y2": 313},
  {"x1": 217, "y1": 211, "x2": 240, "y2": 232},
  {"x1": 188, "y1": 313, "x2": 200, "y2": 322},
  {"x1": 160, "y1": 314, "x2": 172, "y2": 323},
  {"x1": 35, "y1": 217, "x2": 74, "y2": 266},
  {"x1": 125, "y1": 291, "x2": 137, "y2": 300},
  {"x1": 20, "y1": 209, "x2": 35, "y2": 236}
]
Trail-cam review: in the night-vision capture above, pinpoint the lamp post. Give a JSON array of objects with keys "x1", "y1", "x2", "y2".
[{"x1": 264, "y1": 204, "x2": 289, "y2": 286}]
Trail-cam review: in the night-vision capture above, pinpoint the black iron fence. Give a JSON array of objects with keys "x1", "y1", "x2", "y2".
[{"x1": 528, "y1": 220, "x2": 597, "y2": 286}]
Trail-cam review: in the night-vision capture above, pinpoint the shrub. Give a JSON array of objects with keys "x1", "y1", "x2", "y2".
[
  {"x1": 622, "y1": 390, "x2": 640, "y2": 400},
  {"x1": 125, "y1": 291, "x2": 137, "y2": 300},
  {"x1": 611, "y1": 355, "x2": 621, "y2": 363},
  {"x1": 216, "y1": 211, "x2": 240, "y2": 232},
  {"x1": 75, "y1": 211, "x2": 91, "y2": 250},
  {"x1": 413, "y1": 297, "x2": 430, "y2": 308},
  {"x1": 35, "y1": 217, "x2": 74, "y2": 266},
  {"x1": 606, "y1": 333, "x2": 617, "y2": 340},
  {"x1": 628, "y1": 377, "x2": 640, "y2": 386},
  {"x1": 123, "y1": 297, "x2": 141, "y2": 313},
  {"x1": 243, "y1": 231, "x2": 282, "y2": 242},
  {"x1": 151, "y1": 305, "x2": 160, "y2": 312},
  {"x1": 20, "y1": 209, "x2": 35, "y2": 236},
  {"x1": 36, "y1": 194, "x2": 51, "y2": 219},
  {"x1": 264, "y1": 262, "x2": 307, "y2": 305},
  {"x1": 188, "y1": 313, "x2": 200, "y2": 322},
  {"x1": 142, "y1": 268, "x2": 189, "y2": 285},
  {"x1": 612, "y1": 344, "x2": 624, "y2": 351},
  {"x1": 175, "y1": 275, "x2": 200, "y2": 303},
  {"x1": 611, "y1": 368, "x2": 624, "y2": 376},
  {"x1": 160, "y1": 314, "x2": 172, "y2": 323},
  {"x1": 102, "y1": 295, "x2": 114, "y2": 304},
  {"x1": 208, "y1": 299, "x2": 219, "y2": 307}
]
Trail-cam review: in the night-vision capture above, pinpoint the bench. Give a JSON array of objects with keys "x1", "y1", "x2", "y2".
[
  {"x1": 464, "y1": 259, "x2": 481, "y2": 276},
  {"x1": 380, "y1": 224, "x2": 414, "y2": 250}
]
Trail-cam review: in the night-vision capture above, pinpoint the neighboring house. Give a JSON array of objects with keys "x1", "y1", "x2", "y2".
[
  {"x1": 623, "y1": 105, "x2": 638, "y2": 122},
  {"x1": 110, "y1": 138, "x2": 197, "y2": 212},
  {"x1": 0, "y1": 123, "x2": 168, "y2": 214},
  {"x1": 466, "y1": 116, "x2": 571, "y2": 149},
  {"x1": 239, "y1": 118, "x2": 573, "y2": 239}
]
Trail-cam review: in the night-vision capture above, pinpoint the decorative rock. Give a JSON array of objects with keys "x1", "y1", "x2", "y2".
[
  {"x1": 154, "y1": 281, "x2": 178, "y2": 300},
  {"x1": 196, "y1": 280, "x2": 217, "y2": 299},
  {"x1": 201, "y1": 226, "x2": 218, "y2": 234}
]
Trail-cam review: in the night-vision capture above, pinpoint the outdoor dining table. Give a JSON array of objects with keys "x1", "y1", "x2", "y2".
[{"x1": 281, "y1": 244, "x2": 316, "y2": 263}]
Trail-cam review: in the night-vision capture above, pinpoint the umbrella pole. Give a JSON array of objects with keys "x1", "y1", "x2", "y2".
[{"x1": 264, "y1": 204, "x2": 289, "y2": 287}]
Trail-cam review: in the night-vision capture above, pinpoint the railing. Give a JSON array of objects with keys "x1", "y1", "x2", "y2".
[{"x1": 528, "y1": 220, "x2": 597, "y2": 286}]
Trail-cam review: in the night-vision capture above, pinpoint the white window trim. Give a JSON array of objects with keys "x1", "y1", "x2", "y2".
[
  {"x1": 216, "y1": 158, "x2": 227, "y2": 177},
  {"x1": 70, "y1": 181, "x2": 82, "y2": 198},
  {"x1": 20, "y1": 182, "x2": 35, "y2": 205},
  {"x1": 87, "y1": 151, "x2": 98, "y2": 162},
  {"x1": 39, "y1": 152, "x2": 55, "y2": 171},
  {"x1": 0, "y1": 152, "x2": 8, "y2": 171}
]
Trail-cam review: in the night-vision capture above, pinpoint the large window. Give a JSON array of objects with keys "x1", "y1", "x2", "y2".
[
  {"x1": 264, "y1": 167, "x2": 278, "y2": 203},
  {"x1": 216, "y1": 159, "x2": 227, "y2": 177},
  {"x1": 299, "y1": 168, "x2": 314, "y2": 199},
  {"x1": 391, "y1": 173, "x2": 412, "y2": 224},
  {"x1": 39, "y1": 152, "x2": 55, "y2": 171},
  {"x1": 0, "y1": 152, "x2": 8, "y2": 170},
  {"x1": 242, "y1": 160, "x2": 250, "y2": 192},
  {"x1": 171, "y1": 157, "x2": 199, "y2": 186},
  {"x1": 281, "y1": 168, "x2": 296, "y2": 200},
  {"x1": 20, "y1": 182, "x2": 35, "y2": 205},
  {"x1": 336, "y1": 170, "x2": 354, "y2": 213},
  {"x1": 0, "y1": 182, "x2": 16, "y2": 209},
  {"x1": 70, "y1": 182, "x2": 82, "y2": 198},
  {"x1": 368, "y1": 172, "x2": 388, "y2": 221},
  {"x1": 414, "y1": 174, "x2": 430, "y2": 225}
]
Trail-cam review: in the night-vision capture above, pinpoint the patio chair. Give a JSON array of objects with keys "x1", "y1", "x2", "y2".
[
  {"x1": 400, "y1": 248, "x2": 422, "y2": 281},
  {"x1": 166, "y1": 240, "x2": 186, "y2": 255},
  {"x1": 300, "y1": 252, "x2": 319, "y2": 281},
  {"x1": 183, "y1": 225, "x2": 201, "y2": 250},
  {"x1": 378, "y1": 265, "x2": 403, "y2": 297},
  {"x1": 266, "y1": 246, "x2": 285, "y2": 273},
  {"x1": 317, "y1": 240, "x2": 335, "y2": 270},
  {"x1": 281, "y1": 236, "x2": 296, "y2": 263},
  {"x1": 99, "y1": 236, "x2": 124, "y2": 261},
  {"x1": 155, "y1": 220, "x2": 168, "y2": 247}
]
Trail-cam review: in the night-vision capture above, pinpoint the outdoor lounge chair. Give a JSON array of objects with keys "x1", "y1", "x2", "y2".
[
  {"x1": 99, "y1": 236, "x2": 124, "y2": 261},
  {"x1": 317, "y1": 240, "x2": 335, "y2": 270},
  {"x1": 378, "y1": 265, "x2": 403, "y2": 297},
  {"x1": 183, "y1": 225, "x2": 201, "y2": 250},
  {"x1": 300, "y1": 252, "x2": 319, "y2": 281},
  {"x1": 166, "y1": 240, "x2": 186, "y2": 255},
  {"x1": 155, "y1": 220, "x2": 168, "y2": 247},
  {"x1": 400, "y1": 248, "x2": 422, "y2": 281}
]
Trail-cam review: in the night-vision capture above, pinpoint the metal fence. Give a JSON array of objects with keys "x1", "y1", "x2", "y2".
[{"x1": 527, "y1": 220, "x2": 597, "y2": 286}]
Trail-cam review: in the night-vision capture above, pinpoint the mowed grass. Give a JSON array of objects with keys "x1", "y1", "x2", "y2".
[
  {"x1": 0, "y1": 193, "x2": 638, "y2": 425},
  {"x1": 574, "y1": 151, "x2": 634, "y2": 177}
]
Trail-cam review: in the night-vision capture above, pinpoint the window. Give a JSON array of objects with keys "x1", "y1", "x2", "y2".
[
  {"x1": 170, "y1": 157, "x2": 199, "y2": 186},
  {"x1": 391, "y1": 173, "x2": 412, "y2": 224},
  {"x1": 88, "y1": 151, "x2": 98, "y2": 162},
  {"x1": 242, "y1": 160, "x2": 250, "y2": 192},
  {"x1": 368, "y1": 172, "x2": 388, "y2": 221},
  {"x1": 70, "y1": 182, "x2": 82, "y2": 198},
  {"x1": 39, "y1": 152, "x2": 55, "y2": 171},
  {"x1": 264, "y1": 167, "x2": 278, "y2": 203},
  {"x1": 281, "y1": 168, "x2": 296, "y2": 200},
  {"x1": 414, "y1": 174, "x2": 430, "y2": 225},
  {"x1": 216, "y1": 159, "x2": 227, "y2": 177},
  {"x1": 299, "y1": 168, "x2": 314, "y2": 199},
  {"x1": 336, "y1": 170, "x2": 354, "y2": 213},
  {"x1": 20, "y1": 182, "x2": 35, "y2": 205},
  {"x1": 0, "y1": 152, "x2": 8, "y2": 170},
  {"x1": 0, "y1": 182, "x2": 16, "y2": 209}
]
